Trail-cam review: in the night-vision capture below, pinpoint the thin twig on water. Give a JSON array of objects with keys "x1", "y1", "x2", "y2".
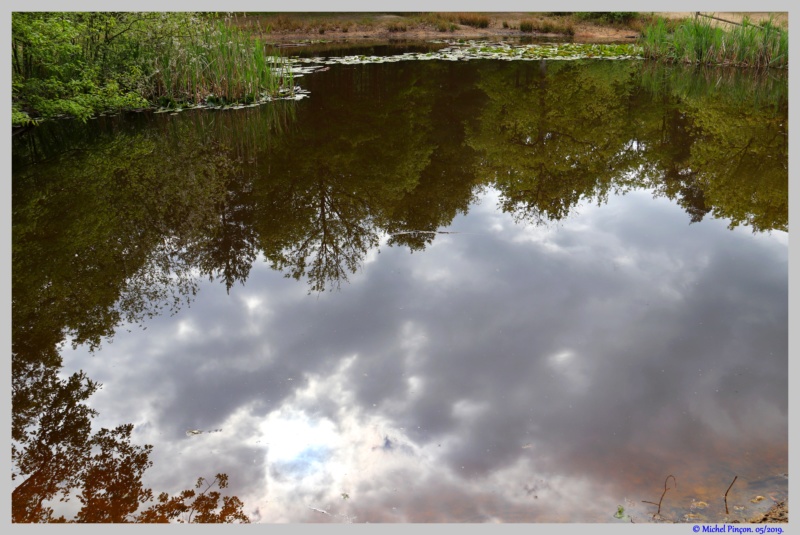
[
  {"x1": 724, "y1": 475, "x2": 738, "y2": 514},
  {"x1": 642, "y1": 475, "x2": 677, "y2": 517}
]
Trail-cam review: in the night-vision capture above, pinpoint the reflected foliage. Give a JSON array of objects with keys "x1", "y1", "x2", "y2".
[
  {"x1": 467, "y1": 60, "x2": 642, "y2": 224},
  {"x1": 255, "y1": 64, "x2": 435, "y2": 292},
  {"x1": 256, "y1": 62, "x2": 483, "y2": 291},
  {"x1": 135, "y1": 473, "x2": 250, "y2": 523},
  {"x1": 12, "y1": 105, "x2": 290, "y2": 369},
  {"x1": 465, "y1": 60, "x2": 787, "y2": 233},
  {"x1": 11, "y1": 360, "x2": 249, "y2": 523},
  {"x1": 11, "y1": 362, "x2": 153, "y2": 522},
  {"x1": 641, "y1": 64, "x2": 788, "y2": 232},
  {"x1": 12, "y1": 60, "x2": 787, "y2": 357},
  {"x1": 12, "y1": 365, "x2": 100, "y2": 522}
]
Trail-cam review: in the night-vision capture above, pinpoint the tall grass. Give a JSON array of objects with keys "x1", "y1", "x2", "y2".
[
  {"x1": 148, "y1": 22, "x2": 294, "y2": 106},
  {"x1": 640, "y1": 15, "x2": 788, "y2": 68}
]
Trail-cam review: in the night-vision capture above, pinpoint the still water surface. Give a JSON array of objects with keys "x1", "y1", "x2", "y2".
[{"x1": 12, "y1": 53, "x2": 787, "y2": 523}]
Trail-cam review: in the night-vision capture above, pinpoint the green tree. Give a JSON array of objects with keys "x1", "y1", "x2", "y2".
[{"x1": 11, "y1": 12, "x2": 157, "y2": 122}]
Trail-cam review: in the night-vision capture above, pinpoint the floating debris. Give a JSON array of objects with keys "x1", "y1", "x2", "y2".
[
  {"x1": 308, "y1": 505, "x2": 331, "y2": 516},
  {"x1": 185, "y1": 428, "x2": 223, "y2": 437},
  {"x1": 684, "y1": 512, "x2": 707, "y2": 521}
]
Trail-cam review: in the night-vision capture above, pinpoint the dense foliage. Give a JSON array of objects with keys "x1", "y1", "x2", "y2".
[{"x1": 11, "y1": 13, "x2": 292, "y2": 126}]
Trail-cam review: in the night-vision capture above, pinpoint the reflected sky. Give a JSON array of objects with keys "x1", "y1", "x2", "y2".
[{"x1": 60, "y1": 186, "x2": 787, "y2": 523}]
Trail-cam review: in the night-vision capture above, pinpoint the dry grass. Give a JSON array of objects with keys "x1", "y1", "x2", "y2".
[
  {"x1": 454, "y1": 12, "x2": 490, "y2": 28},
  {"x1": 520, "y1": 17, "x2": 575, "y2": 35},
  {"x1": 387, "y1": 21, "x2": 407, "y2": 32}
]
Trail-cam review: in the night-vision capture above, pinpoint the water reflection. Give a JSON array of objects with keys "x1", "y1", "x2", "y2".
[{"x1": 12, "y1": 58, "x2": 787, "y2": 523}]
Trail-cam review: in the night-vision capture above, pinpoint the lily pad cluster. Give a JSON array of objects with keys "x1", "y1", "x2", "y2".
[{"x1": 287, "y1": 41, "x2": 644, "y2": 67}]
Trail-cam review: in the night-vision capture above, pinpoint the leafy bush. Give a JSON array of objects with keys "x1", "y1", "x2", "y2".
[{"x1": 11, "y1": 13, "x2": 294, "y2": 123}]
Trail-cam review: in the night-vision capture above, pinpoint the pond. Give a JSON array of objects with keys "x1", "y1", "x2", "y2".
[{"x1": 12, "y1": 46, "x2": 788, "y2": 523}]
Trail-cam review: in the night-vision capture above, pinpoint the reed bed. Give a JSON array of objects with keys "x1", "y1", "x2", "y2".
[
  {"x1": 640, "y1": 16, "x2": 788, "y2": 69},
  {"x1": 147, "y1": 22, "x2": 294, "y2": 107}
]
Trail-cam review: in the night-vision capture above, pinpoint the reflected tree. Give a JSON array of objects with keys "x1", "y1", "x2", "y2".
[
  {"x1": 630, "y1": 63, "x2": 787, "y2": 232},
  {"x1": 12, "y1": 360, "x2": 249, "y2": 523},
  {"x1": 135, "y1": 473, "x2": 250, "y2": 523},
  {"x1": 12, "y1": 364, "x2": 99, "y2": 522},
  {"x1": 466, "y1": 60, "x2": 787, "y2": 233},
  {"x1": 255, "y1": 63, "x2": 441, "y2": 292},
  {"x1": 11, "y1": 112, "x2": 267, "y2": 372},
  {"x1": 382, "y1": 62, "x2": 485, "y2": 251},
  {"x1": 467, "y1": 61, "x2": 644, "y2": 224},
  {"x1": 12, "y1": 113, "x2": 265, "y2": 523},
  {"x1": 12, "y1": 363, "x2": 154, "y2": 523}
]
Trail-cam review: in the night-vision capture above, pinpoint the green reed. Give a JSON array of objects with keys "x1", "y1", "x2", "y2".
[
  {"x1": 640, "y1": 15, "x2": 788, "y2": 69},
  {"x1": 148, "y1": 21, "x2": 294, "y2": 106}
]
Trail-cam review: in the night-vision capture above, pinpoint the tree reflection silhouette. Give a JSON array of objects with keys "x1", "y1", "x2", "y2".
[
  {"x1": 465, "y1": 60, "x2": 787, "y2": 232},
  {"x1": 12, "y1": 362, "x2": 249, "y2": 523}
]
